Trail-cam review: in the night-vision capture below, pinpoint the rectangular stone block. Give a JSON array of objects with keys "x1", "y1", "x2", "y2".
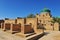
[
  {"x1": 11, "y1": 24, "x2": 21, "y2": 31},
  {"x1": 21, "y1": 24, "x2": 33, "y2": 34}
]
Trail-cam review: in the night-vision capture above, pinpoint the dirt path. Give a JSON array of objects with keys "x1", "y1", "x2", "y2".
[
  {"x1": 0, "y1": 30, "x2": 25, "y2": 40},
  {"x1": 39, "y1": 31, "x2": 60, "y2": 40}
]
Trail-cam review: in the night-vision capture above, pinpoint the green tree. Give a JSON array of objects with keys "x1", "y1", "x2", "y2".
[
  {"x1": 27, "y1": 13, "x2": 36, "y2": 18},
  {"x1": 51, "y1": 17, "x2": 60, "y2": 24},
  {"x1": 5, "y1": 18, "x2": 9, "y2": 20},
  {"x1": 17, "y1": 17, "x2": 22, "y2": 19}
]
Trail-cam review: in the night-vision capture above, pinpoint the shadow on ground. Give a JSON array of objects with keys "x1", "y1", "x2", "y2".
[
  {"x1": 37, "y1": 32, "x2": 50, "y2": 40},
  {"x1": 27, "y1": 32, "x2": 50, "y2": 40}
]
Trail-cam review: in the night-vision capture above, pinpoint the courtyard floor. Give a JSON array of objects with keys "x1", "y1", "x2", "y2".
[
  {"x1": 0, "y1": 29, "x2": 25, "y2": 40},
  {"x1": 0, "y1": 29, "x2": 60, "y2": 40},
  {"x1": 39, "y1": 31, "x2": 60, "y2": 40}
]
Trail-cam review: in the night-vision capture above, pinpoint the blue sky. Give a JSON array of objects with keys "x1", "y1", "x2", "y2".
[{"x1": 0, "y1": 0, "x2": 60, "y2": 19}]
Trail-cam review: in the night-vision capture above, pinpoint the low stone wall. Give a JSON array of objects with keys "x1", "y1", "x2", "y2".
[
  {"x1": 5, "y1": 23, "x2": 11, "y2": 30},
  {"x1": 21, "y1": 24, "x2": 33, "y2": 34},
  {"x1": 24, "y1": 24, "x2": 34, "y2": 34}
]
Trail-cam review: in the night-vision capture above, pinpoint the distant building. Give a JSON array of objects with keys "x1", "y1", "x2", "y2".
[{"x1": 36, "y1": 8, "x2": 53, "y2": 30}]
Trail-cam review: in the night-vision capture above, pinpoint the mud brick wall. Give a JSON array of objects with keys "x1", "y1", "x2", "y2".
[
  {"x1": 21, "y1": 24, "x2": 33, "y2": 34},
  {"x1": 5, "y1": 23, "x2": 11, "y2": 30},
  {"x1": 5, "y1": 19, "x2": 15, "y2": 24},
  {"x1": 12, "y1": 24, "x2": 21, "y2": 31},
  {"x1": 26, "y1": 18, "x2": 38, "y2": 33},
  {"x1": 44, "y1": 23, "x2": 53, "y2": 30},
  {"x1": 16, "y1": 19, "x2": 25, "y2": 27},
  {"x1": 36, "y1": 12, "x2": 54, "y2": 31},
  {"x1": 36, "y1": 12, "x2": 53, "y2": 23},
  {"x1": 54, "y1": 22, "x2": 59, "y2": 31}
]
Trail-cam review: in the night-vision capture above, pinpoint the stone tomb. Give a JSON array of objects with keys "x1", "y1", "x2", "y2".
[
  {"x1": 26, "y1": 18, "x2": 38, "y2": 33},
  {"x1": 26, "y1": 18, "x2": 43, "y2": 33},
  {"x1": 10, "y1": 24, "x2": 21, "y2": 34},
  {"x1": 16, "y1": 24, "x2": 35, "y2": 37},
  {"x1": 21, "y1": 24, "x2": 33, "y2": 34},
  {"x1": 1, "y1": 23, "x2": 11, "y2": 31},
  {"x1": 1, "y1": 23, "x2": 21, "y2": 34},
  {"x1": 0, "y1": 18, "x2": 44, "y2": 37},
  {"x1": 16, "y1": 18, "x2": 43, "y2": 37}
]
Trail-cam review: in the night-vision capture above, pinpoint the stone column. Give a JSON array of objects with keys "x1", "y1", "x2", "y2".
[
  {"x1": 10, "y1": 23, "x2": 13, "y2": 33},
  {"x1": 3, "y1": 23, "x2": 6, "y2": 31},
  {"x1": 33, "y1": 18, "x2": 38, "y2": 33},
  {"x1": 21, "y1": 19, "x2": 25, "y2": 34},
  {"x1": 21, "y1": 25, "x2": 25, "y2": 34},
  {"x1": 1, "y1": 23, "x2": 2, "y2": 29}
]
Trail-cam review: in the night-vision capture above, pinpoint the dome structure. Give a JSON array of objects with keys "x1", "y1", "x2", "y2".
[{"x1": 41, "y1": 8, "x2": 51, "y2": 13}]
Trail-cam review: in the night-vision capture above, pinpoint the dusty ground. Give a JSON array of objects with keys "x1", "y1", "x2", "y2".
[
  {"x1": 39, "y1": 31, "x2": 60, "y2": 40},
  {"x1": 0, "y1": 29, "x2": 60, "y2": 40},
  {"x1": 0, "y1": 29, "x2": 25, "y2": 40}
]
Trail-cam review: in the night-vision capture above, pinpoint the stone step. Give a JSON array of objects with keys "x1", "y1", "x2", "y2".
[
  {"x1": 26, "y1": 32, "x2": 44, "y2": 40},
  {"x1": 16, "y1": 32, "x2": 35, "y2": 38},
  {"x1": 3, "y1": 30, "x2": 20, "y2": 34},
  {"x1": 25, "y1": 33, "x2": 36, "y2": 37}
]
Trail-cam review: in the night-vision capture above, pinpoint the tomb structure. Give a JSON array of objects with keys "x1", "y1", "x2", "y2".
[{"x1": 0, "y1": 8, "x2": 60, "y2": 38}]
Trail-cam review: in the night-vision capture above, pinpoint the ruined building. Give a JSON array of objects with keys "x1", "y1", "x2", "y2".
[{"x1": 0, "y1": 8, "x2": 60, "y2": 38}]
